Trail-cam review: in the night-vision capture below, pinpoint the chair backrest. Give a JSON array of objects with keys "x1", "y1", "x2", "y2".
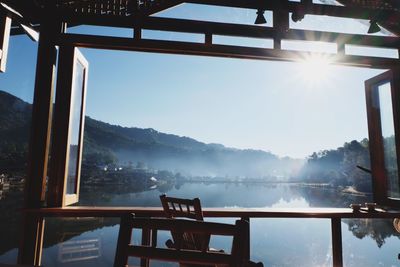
[
  {"x1": 160, "y1": 194, "x2": 207, "y2": 251},
  {"x1": 160, "y1": 194, "x2": 204, "y2": 221},
  {"x1": 114, "y1": 215, "x2": 250, "y2": 267}
]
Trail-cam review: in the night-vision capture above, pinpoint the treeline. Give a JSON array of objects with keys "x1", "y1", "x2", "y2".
[{"x1": 297, "y1": 139, "x2": 372, "y2": 193}]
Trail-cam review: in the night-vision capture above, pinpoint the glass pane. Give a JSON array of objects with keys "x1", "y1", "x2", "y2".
[
  {"x1": 375, "y1": 81, "x2": 400, "y2": 199},
  {"x1": 66, "y1": 60, "x2": 85, "y2": 195},
  {"x1": 0, "y1": 37, "x2": 36, "y2": 263},
  {"x1": 342, "y1": 218, "x2": 400, "y2": 267},
  {"x1": 41, "y1": 217, "x2": 120, "y2": 267}
]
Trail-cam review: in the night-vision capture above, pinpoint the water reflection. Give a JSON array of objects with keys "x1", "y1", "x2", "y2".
[
  {"x1": 1, "y1": 183, "x2": 399, "y2": 267},
  {"x1": 78, "y1": 183, "x2": 370, "y2": 208}
]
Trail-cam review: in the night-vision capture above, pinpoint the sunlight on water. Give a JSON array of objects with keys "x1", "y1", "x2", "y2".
[{"x1": 270, "y1": 197, "x2": 310, "y2": 208}]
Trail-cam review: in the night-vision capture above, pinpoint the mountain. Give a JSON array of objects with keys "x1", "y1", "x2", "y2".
[
  {"x1": 0, "y1": 90, "x2": 32, "y2": 133},
  {"x1": 83, "y1": 117, "x2": 302, "y2": 177},
  {"x1": 297, "y1": 139, "x2": 373, "y2": 192},
  {"x1": 0, "y1": 91, "x2": 31, "y2": 172},
  {"x1": 0, "y1": 90, "x2": 302, "y2": 177}
]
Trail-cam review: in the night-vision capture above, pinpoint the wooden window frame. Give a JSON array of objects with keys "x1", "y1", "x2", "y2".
[
  {"x1": 365, "y1": 68, "x2": 400, "y2": 207},
  {"x1": 0, "y1": 12, "x2": 11, "y2": 73},
  {"x1": 48, "y1": 46, "x2": 88, "y2": 207}
]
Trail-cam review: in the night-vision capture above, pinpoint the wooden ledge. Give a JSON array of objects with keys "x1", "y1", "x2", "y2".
[{"x1": 23, "y1": 206, "x2": 400, "y2": 219}]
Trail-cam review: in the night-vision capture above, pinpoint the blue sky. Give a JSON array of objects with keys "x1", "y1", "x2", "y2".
[{"x1": 0, "y1": 3, "x2": 396, "y2": 158}]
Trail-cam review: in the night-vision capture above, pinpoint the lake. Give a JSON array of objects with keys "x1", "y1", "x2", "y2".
[{"x1": 0, "y1": 182, "x2": 399, "y2": 267}]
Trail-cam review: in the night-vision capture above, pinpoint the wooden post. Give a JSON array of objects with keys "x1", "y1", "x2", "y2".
[
  {"x1": 273, "y1": 0, "x2": 289, "y2": 50},
  {"x1": 331, "y1": 218, "x2": 343, "y2": 267},
  {"x1": 241, "y1": 217, "x2": 250, "y2": 261},
  {"x1": 141, "y1": 226, "x2": 151, "y2": 267},
  {"x1": 18, "y1": 13, "x2": 65, "y2": 265},
  {"x1": 205, "y1": 32, "x2": 212, "y2": 46},
  {"x1": 114, "y1": 214, "x2": 134, "y2": 267}
]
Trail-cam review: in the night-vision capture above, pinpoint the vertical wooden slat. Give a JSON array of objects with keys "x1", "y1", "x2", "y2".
[
  {"x1": 33, "y1": 217, "x2": 45, "y2": 266},
  {"x1": 241, "y1": 217, "x2": 250, "y2": 261},
  {"x1": 331, "y1": 218, "x2": 343, "y2": 267},
  {"x1": 141, "y1": 226, "x2": 151, "y2": 267},
  {"x1": 134, "y1": 26, "x2": 142, "y2": 40},
  {"x1": 151, "y1": 229, "x2": 158, "y2": 248},
  {"x1": 273, "y1": 0, "x2": 288, "y2": 50},
  {"x1": 205, "y1": 33, "x2": 212, "y2": 46},
  {"x1": 18, "y1": 12, "x2": 65, "y2": 265},
  {"x1": 193, "y1": 198, "x2": 203, "y2": 220},
  {"x1": 337, "y1": 43, "x2": 345, "y2": 56}
]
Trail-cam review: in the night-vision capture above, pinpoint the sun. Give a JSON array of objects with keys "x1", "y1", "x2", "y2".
[{"x1": 297, "y1": 54, "x2": 332, "y2": 88}]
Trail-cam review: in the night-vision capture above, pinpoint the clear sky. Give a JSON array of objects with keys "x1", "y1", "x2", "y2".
[{"x1": 0, "y1": 2, "x2": 396, "y2": 158}]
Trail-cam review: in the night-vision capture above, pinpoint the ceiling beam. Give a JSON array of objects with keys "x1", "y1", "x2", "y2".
[
  {"x1": 60, "y1": 14, "x2": 400, "y2": 49},
  {"x1": 58, "y1": 32, "x2": 398, "y2": 69},
  {"x1": 183, "y1": 0, "x2": 400, "y2": 21}
]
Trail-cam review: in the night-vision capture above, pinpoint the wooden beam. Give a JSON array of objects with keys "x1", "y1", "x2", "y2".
[
  {"x1": 58, "y1": 33, "x2": 398, "y2": 68},
  {"x1": 18, "y1": 13, "x2": 65, "y2": 265},
  {"x1": 24, "y1": 206, "x2": 400, "y2": 219},
  {"x1": 60, "y1": 15, "x2": 400, "y2": 49}
]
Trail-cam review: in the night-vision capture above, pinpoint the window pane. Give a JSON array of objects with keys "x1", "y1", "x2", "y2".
[
  {"x1": 66, "y1": 61, "x2": 85, "y2": 195},
  {"x1": 375, "y1": 82, "x2": 399, "y2": 199},
  {"x1": 0, "y1": 35, "x2": 37, "y2": 264}
]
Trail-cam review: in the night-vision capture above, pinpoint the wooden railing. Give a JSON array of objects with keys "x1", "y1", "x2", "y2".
[{"x1": 25, "y1": 207, "x2": 400, "y2": 267}]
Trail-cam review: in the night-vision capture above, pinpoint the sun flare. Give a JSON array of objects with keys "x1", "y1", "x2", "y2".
[{"x1": 298, "y1": 54, "x2": 332, "y2": 87}]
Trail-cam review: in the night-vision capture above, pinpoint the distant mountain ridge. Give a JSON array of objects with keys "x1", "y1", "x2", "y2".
[
  {"x1": 83, "y1": 117, "x2": 302, "y2": 177},
  {"x1": 0, "y1": 90, "x2": 31, "y2": 132},
  {"x1": 0, "y1": 91, "x2": 32, "y2": 171},
  {"x1": 0, "y1": 90, "x2": 302, "y2": 177}
]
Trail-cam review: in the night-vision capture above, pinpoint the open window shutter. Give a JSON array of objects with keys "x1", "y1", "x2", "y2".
[
  {"x1": 48, "y1": 46, "x2": 89, "y2": 207},
  {"x1": 365, "y1": 69, "x2": 400, "y2": 208}
]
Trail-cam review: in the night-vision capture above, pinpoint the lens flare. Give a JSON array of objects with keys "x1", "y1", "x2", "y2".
[{"x1": 297, "y1": 54, "x2": 332, "y2": 88}]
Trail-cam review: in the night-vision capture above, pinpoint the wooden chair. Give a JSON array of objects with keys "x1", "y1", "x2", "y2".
[
  {"x1": 160, "y1": 194, "x2": 207, "y2": 251},
  {"x1": 160, "y1": 194, "x2": 204, "y2": 221},
  {"x1": 114, "y1": 214, "x2": 258, "y2": 267}
]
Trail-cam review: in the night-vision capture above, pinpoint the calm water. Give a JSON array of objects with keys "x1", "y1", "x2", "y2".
[{"x1": 1, "y1": 183, "x2": 400, "y2": 267}]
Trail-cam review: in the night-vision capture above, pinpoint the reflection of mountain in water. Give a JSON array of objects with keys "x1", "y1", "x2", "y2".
[
  {"x1": 0, "y1": 183, "x2": 399, "y2": 257},
  {"x1": 294, "y1": 186, "x2": 400, "y2": 247},
  {"x1": 295, "y1": 186, "x2": 371, "y2": 208},
  {"x1": 344, "y1": 218, "x2": 400, "y2": 248},
  {"x1": 77, "y1": 182, "x2": 399, "y2": 248}
]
